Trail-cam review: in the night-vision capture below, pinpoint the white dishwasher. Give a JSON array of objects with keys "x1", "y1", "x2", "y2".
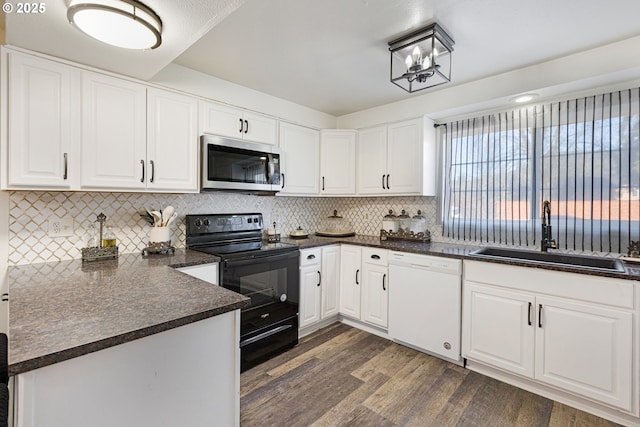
[{"x1": 388, "y1": 251, "x2": 462, "y2": 362}]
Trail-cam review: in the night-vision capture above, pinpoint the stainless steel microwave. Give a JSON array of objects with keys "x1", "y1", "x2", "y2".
[{"x1": 201, "y1": 134, "x2": 282, "y2": 193}]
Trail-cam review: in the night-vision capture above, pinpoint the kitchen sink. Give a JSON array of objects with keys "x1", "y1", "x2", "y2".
[{"x1": 469, "y1": 247, "x2": 626, "y2": 273}]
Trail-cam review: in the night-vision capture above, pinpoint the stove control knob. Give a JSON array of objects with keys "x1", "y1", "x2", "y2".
[
  {"x1": 203, "y1": 219, "x2": 210, "y2": 227},
  {"x1": 194, "y1": 219, "x2": 202, "y2": 227}
]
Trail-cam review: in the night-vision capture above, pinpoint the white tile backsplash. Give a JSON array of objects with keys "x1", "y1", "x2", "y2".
[{"x1": 7, "y1": 191, "x2": 444, "y2": 265}]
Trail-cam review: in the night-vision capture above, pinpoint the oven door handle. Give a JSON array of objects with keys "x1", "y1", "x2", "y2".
[
  {"x1": 240, "y1": 324, "x2": 293, "y2": 347},
  {"x1": 224, "y1": 250, "x2": 298, "y2": 266}
]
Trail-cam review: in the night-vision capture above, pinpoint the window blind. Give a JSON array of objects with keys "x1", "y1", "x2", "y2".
[{"x1": 442, "y1": 88, "x2": 640, "y2": 254}]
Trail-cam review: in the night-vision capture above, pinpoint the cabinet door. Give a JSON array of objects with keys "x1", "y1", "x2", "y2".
[
  {"x1": 462, "y1": 283, "x2": 535, "y2": 378},
  {"x1": 243, "y1": 111, "x2": 277, "y2": 145},
  {"x1": 387, "y1": 118, "x2": 422, "y2": 194},
  {"x1": 535, "y1": 296, "x2": 633, "y2": 411},
  {"x1": 200, "y1": 101, "x2": 243, "y2": 139},
  {"x1": 81, "y1": 72, "x2": 146, "y2": 189},
  {"x1": 320, "y1": 246, "x2": 340, "y2": 319},
  {"x1": 361, "y1": 263, "x2": 388, "y2": 328},
  {"x1": 320, "y1": 130, "x2": 356, "y2": 195},
  {"x1": 299, "y1": 265, "x2": 322, "y2": 328},
  {"x1": 7, "y1": 53, "x2": 78, "y2": 188},
  {"x1": 147, "y1": 88, "x2": 199, "y2": 192},
  {"x1": 339, "y1": 245, "x2": 362, "y2": 319},
  {"x1": 357, "y1": 126, "x2": 387, "y2": 194},
  {"x1": 278, "y1": 122, "x2": 320, "y2": 195}
]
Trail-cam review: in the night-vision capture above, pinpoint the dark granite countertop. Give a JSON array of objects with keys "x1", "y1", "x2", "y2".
[
  {"x1": 8, "y1": 249, "x2": 249, "y2": 376},
  {"x1": 282, "y1": 235, "x2": 640, "y2": 281}
]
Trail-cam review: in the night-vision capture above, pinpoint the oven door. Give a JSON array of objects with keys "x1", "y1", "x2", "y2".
[
  {"x1": 201, "y1": 135, "x2": 281, "y2": 192},
  {"x1": 221, "y1": 250, "x2": 299, "y2": 334}
]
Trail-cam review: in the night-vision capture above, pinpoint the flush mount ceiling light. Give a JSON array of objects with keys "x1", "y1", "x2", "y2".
[
  {"x1": 67, "y1": 0, "x2": 162, "y2": 50},
  {"x1": 388, "y1": 23, "x2": 454, "y2": 93},
  {"x1": 510, "y1": 93, "x2": 540, "y2": 103}
]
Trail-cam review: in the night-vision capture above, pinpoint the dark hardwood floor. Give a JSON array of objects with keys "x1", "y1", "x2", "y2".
[{"x1": 240, "y1": 323, "x2": 622, "y2": 427}]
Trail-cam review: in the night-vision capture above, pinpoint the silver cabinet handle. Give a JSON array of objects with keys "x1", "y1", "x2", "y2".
[
  {"x1": 239, "y1": 118, "x2": 244, "y2": 133},
  {"x1": 244, "y1": 119, "x2": 249, "y2": 134},
  {"x1": 140, "y1": 160, "x2": 145, "y2": 182},
  {"x1": 386, "y1": 174, "x2": 390, "y2": 189},
  {"x1": 63, "y1": 153, "x2": 68, "y2": 180},
  {"x1": 382, "y1": 174, "x2": 386, "y2": 190},
  {"x1": 382, "y1": 273, "x2": 387, "y2": 291},
  {"x1": 317, "y1": 271, "x2": 321, "y2": 286},
  {"x1": 322, "y1": 176, "x2": 325, "y2": 191},
  {"x1": 307, "y1": 254, "x2": 315, "y2": 260},
  {"x1": 355, "y1": 269, "x2": 360, "y2": 285},
  {"x1": 281, "y1": 173, "x2": 285, "y2": 189},
  {"x1": 149, "y1": 160, "x2": 155, "y2": 183}
]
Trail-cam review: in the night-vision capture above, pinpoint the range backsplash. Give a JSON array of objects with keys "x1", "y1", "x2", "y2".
[{"x1": 7, "y1": 191, "x2": 443, "y2": 265}]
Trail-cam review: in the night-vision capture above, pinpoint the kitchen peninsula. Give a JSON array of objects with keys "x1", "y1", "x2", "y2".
[{"x1": 8, "y1": 250, "x2": 246, "y2": 427}]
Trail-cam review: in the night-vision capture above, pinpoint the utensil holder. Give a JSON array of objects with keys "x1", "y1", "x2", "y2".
[{"x1": 149, "y1": 227, "x2": 171, "y2": 245}]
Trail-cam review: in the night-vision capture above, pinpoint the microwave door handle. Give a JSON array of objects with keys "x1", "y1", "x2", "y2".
[{"x1": 265, "y1": 154, "x2": 275, "y2": 184}]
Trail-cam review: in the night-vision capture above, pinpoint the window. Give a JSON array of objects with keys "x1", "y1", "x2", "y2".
[{"x1": 442, "y1": 88, "x2": 640, "y2": 254}]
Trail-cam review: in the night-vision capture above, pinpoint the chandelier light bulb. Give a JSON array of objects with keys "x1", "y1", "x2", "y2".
[
  {"x1": 423, "y1": 55, "x2": 430, "y2": 68},
  {"x1": 411, "y1": 46, "x2": 422, "y2": 64},
  {"x1": 405, "y1": 55, "x2": 413, "y2": 71}
]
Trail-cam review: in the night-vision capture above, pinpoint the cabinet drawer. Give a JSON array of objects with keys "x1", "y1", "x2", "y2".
[
  {"x1": 300, "y1": 248, "x2": 322, "y2": 266},
  {"x1": 362, "y1": 247, "x2": 388, "y2": 265}
]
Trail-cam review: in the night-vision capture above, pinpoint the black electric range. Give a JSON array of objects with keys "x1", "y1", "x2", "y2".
[{"x1": 186, "y1": 213, "x2": 299, "y2": 371}]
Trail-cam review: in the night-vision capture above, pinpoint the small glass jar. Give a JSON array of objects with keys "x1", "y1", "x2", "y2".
[
  {"x1": 410, "y1": 210, "x2": 427, "y2": 234},
  {"x1": 397, "y1": 210, "x2": 411, "y2": 233},
  {"x1": 102, "y1": 224, "x2": 117, "y2": 247},
  {"x1": 382, "y1": 210, "x2": 398, "y2": 232}
]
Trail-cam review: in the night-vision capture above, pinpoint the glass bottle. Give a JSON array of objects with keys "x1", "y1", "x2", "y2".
[
  {"x1": 85, "y1": 223, "x2": 98, "y2": 248},
  {"x1": 102, "y1": 224, "x2": 117, "y2": 247}
]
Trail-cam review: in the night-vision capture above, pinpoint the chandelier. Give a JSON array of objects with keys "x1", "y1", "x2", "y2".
[{"x1": 388, "y1": 23, "x2": 454, "y2": 93}]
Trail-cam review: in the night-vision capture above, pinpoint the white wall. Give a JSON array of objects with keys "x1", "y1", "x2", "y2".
[
  {"x1": 337, "y1": 35, "x2": 640, "y2": 129},
  {"x1": 151, "y1": 63, "x2": 337, "y2": 129}
]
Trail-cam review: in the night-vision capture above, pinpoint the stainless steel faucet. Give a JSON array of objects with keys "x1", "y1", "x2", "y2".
[{"x1": 541, "y1": 200, "x2": 558, "y2": 252}]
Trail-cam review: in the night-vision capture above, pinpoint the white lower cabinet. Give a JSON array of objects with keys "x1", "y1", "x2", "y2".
[
  {"x1": 360, "y1": 248, "x2": 389, "y2": 328},
  {"x1": 299, "y1": 246, "x2": 340, "y2": 330},
  {"x1": 463, "y1": 260, "x2": 636, "y2": 416},
  {"x1": 339, "y1": 246, "x2": 389, "y2": 329},
  {"x1": 339, "y1": 245, "x2": 362, "y2": 319}
]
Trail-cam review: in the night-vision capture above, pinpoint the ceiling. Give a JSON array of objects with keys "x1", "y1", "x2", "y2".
[{"x1": 5, "y1": 0, "x2": 640, "y2": 116}]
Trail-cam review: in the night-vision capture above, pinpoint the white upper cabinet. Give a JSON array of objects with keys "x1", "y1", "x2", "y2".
[
  {"x1": 357, "y1": 125, "x2": 388, "y2": 194},
  {"x1": 80, "y1": 71, "x2": 147, "y2": 190},
  {"x1": 387, "y1": 119, "x2": 422, "y2": 194},
  {"x1": 200, "y1": 101, "x2": 277, "y2": 145},
  {"x1": 4, "y1": 51, "x2": 80, "y2": 189},
  {"x1": 357, "y1": 117, "x2": 435, "y2": 196},
  {"x1": 147, "y1": 88, "x2": 199, "y2": 192},
  {"x1": 320, "y1": 130, "x2": 356, "y2": 195},
  {"x1": 278, "y1": 122, "x2": 320, "y2": 195},
  {"x1": 80, "y1": 73, "x2": 199, "y2": 192}
]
